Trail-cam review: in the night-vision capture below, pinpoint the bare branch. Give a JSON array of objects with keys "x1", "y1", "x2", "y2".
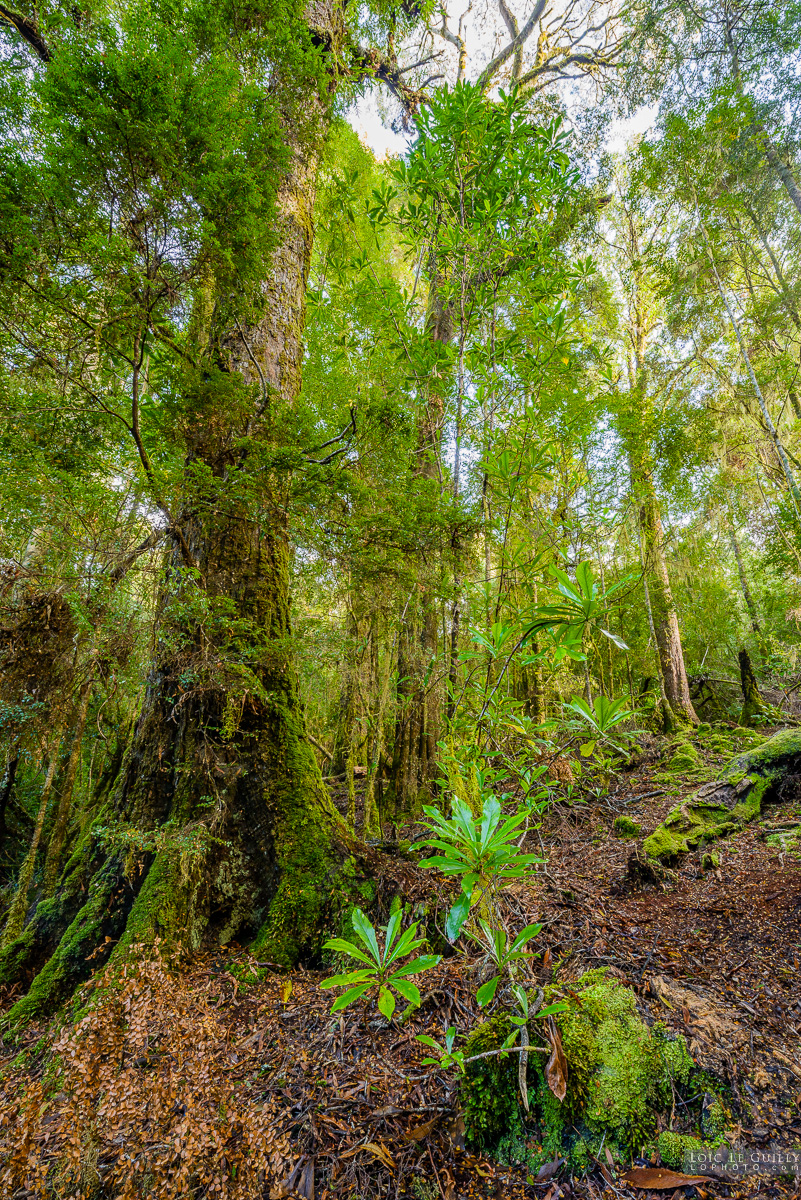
[{"x1": 476, "y1": 0, "x2": 548, "y2": 92}]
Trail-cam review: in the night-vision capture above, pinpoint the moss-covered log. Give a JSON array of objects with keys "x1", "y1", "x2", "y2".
[{"x1": 643, "y1": 727, "x2": 801, "y2": 862}]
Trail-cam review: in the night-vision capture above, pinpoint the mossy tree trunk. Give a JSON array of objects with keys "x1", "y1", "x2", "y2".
[
  {"x1": 0, "y1": 23, "x2": 375, "y2": 1023},
  {"x1": 738, "y1": 647, "x2": 765, "y2": 726},
  {"x1": 389, "y1": 290, "x2": 452, "y2": 814}
]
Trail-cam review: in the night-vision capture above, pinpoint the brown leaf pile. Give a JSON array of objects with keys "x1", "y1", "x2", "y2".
[{"x1": 0, "y1": 948, "x2": 291, "y2": 1199}]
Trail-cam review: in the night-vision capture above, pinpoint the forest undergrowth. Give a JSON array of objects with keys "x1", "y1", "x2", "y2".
[{"x1": 2, "y1": 728, "x2": 799, "y2": 1200}]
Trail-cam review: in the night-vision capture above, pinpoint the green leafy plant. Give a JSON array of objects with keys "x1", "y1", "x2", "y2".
[
  {"x1": 419, "y1": 795, "x2": 542, "y2": 940},
  {"x1": 563, "y1": 693, "x2": 640, "y2": 756},
  {"x1": 417, "y1": 1025, "x2": 467, "y2": 1074},
  {"x1": 320, "y1": 908, "x2": 440, "y2": 1020},
  {"x1": 468, "y1": 921, "x2": 543, "y2": 1007}
]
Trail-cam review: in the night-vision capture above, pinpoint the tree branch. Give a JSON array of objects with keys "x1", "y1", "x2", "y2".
[
  {"x1": 0, "y1": 1, "x2": 51, "y2": 61},
  {"x1": 476, "y1": 0, "x2": 548, "y2": 92}
]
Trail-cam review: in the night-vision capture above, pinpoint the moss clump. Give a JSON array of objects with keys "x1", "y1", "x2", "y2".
[
  {"x1": 730, "y1": 726, "x2": 765, "y2": 748},
  {"x1": 461, "y1": 1014, "x2": 519, "y2": 1149},
  {"x1": 658, "y1": 1131, "x2": 704, "y2": 1169},
  {"x1": 664, "y1": 740, "x2": 701, "y2": 773},
  {"x1": 613, "y1": 815, "x2": 642, "y2": 839},
  {"x1": 701, "y1": 1094, "x2": 727, "y2": 1138},
  {"x1": 460, "y1": 970, "x2": 695, "y2": 1172}
]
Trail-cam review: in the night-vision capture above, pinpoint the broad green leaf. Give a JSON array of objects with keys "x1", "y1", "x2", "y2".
[
  {"x1": 476, "y1": 974, "x2": 501, "y2": 1007},
  {"x1": 330, "y1": 984, "x2": 372, "y2": 1012},
  {"x1": 445, "y1": 889, "x2": 471, "y2": 942},
  {"x1": 350, "y1": 907, "x2": 381, "y2": 964},
  {"x1": 377, "y1": 986, "x2": 396, "y2": 1020},
  {"x1": 390, "y1": 977, "x2": 421, "y2": 1005},
  {"x1": 319, "y1": 969, "x2": 376, "y2": 988},
  {"x1": 392, "y1": 954, "x2": 441, "y2": 976},
  {"x1": 322, "y1": 937, "x2": 374, "y2": 967}
]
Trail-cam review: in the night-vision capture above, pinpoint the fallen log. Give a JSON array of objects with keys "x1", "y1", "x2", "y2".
[{"x1": 643, "y1": 727, "x2": 801, "y2": 862}]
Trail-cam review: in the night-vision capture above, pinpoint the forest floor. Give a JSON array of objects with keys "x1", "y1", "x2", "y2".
[{"x1": 2, "y1": 731, "x2": 800, "y2": 1200}]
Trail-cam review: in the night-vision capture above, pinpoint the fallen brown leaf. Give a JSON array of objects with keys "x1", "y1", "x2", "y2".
[
  {"x1": 403, "y1": 1115, "x2": 439, "y2": 1142},
  {"x1": 622, "y1": 1166, "x2": 709, "y2": 1190},
  {"x1": 544, "y1": 1015, "x2": 568, "y2": 1102}
]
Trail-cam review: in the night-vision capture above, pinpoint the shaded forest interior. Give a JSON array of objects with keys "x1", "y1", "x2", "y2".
[{"x1": 1, "y1": 0, "x2": 801, "y2": 1194}]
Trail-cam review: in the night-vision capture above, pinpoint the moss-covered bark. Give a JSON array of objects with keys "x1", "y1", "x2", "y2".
[
  {"x1": 738, "y1": 648, "x2": 765, "y2": 726},
  {"x1": 643, "y1": 727, "x2": 801, "y2": 862}
]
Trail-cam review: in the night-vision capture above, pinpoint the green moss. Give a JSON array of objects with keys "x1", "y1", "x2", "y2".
[
  {"x1": 658, "y1": 1131, "x2": 704, "y2": 1169},
  {"x1": 2, "y1": 869, "x2": 117, "y2": 1031},
  {"x1": 730, "y1": 727, "x2": 765, "y2": 749},
  {"x1": 462, "y1": 1014, "x2": 520, "y2": 1149},
  {"x1": 700, "y1": 850, "x2": 720, "y2": 870},
  {"x1": 613, "y1": 815, "x2": 642, "y2": 839},
  {"x1": 701, "y1": 1094, "x2": 727, "y2": 1138},
  {"x1": 460, "y1": 970, "x2": 696, "y2": 1173}
]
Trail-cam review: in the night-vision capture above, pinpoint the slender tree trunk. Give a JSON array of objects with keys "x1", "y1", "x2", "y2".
[
  {"x1": 389, "y1": 288, "x2": 452, "y2": 812},
  {"x1": 738, "y1": 648, "x2": 765, "y2": 726},
  {"x1": 0, "y1": 756, "x2": 19, "y2": 854},
  {"x1": 2, "y1": 721, "x2": 63, "y2": 947},
  {"x1": 633, "y1": 463, "x2": 698, "y2": 726},
  {"x1": 729, "y1": 528, "x2": 768, "y2": 655},
  {"x1": 363, "y1": 615, "x2": 391, "y2": 837}
]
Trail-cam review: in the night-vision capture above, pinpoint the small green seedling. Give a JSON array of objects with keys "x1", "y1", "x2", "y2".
[{"x1": 320, "y1": 907, "x2": 440, "y2": 1021}]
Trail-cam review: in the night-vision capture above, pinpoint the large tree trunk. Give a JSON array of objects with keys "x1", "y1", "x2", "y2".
[
  {"x1": 0, "y1": 18, "x2": 374, "y2": 1024},
  {"x1": 388, "y1": 291, "x2": 452, "y2": 813}
]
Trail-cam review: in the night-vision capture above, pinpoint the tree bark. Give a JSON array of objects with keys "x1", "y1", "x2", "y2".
[
  {"x1": 634, "y1": 465, "x2": 698, "y2": 726},
  {"x1": 1, "y1": 721, "x2": 63, "y2": 947},
  {"x1": 729, "y1": 528, "x2": 769, "y2": 658},
  {"x1": 388, "y1": 289, "x2": 452, "y2": 813},
  {"x1": 738, "y1": 647, "x2": 765, "y2": 726},
  {"x1": 42, "y1": 680, "x2": 92, "y2": 896}
]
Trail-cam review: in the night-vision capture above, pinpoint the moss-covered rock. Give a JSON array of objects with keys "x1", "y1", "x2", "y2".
[
  {"x1": 613, "y1": 815, "x2": 642, "y2": 839},
  {"x1": 644, "y1": 728, "x2": 801, "y2": 863},
  {"x1": 460, "y1": 970, "x2": 696, "y2": 1172}
]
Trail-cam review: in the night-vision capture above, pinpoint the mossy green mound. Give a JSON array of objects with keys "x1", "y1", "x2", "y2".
[
  {"x1": 460, "y1": 970, "x2": 696, "y2": 1172},
  {"x1": 644, "y1": 728, "x2": 801, "y2": 863},
  {"x1": 658, "y1": 1130, "x2": 704, "y2": 1169},
  {"x1": 613, "y1": 815, "x2": 642, "y2": 839}
]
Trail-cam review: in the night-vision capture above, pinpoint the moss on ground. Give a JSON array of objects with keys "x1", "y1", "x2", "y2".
[
  {"x1": 644, "y1": 728, "x2": 801, "y2": 863},
  {"x1": 658, "y1": 1131, "x2": 705, "y2": 1169},
  {"x1": 460, "y1": 969, "x2": 701, "y2": 1173},
  {"x1": 613, "y1": 815, "x2": 642, "y2": 839}
]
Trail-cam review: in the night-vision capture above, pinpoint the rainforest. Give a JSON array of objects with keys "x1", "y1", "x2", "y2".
[{"x1": 1, "y1": 0, "x2": 800, "y2": 1195}]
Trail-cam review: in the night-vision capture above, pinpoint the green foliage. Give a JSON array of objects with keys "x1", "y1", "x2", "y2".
[
  {"x1": 419, "y1": 794, "x2": 542, "y2": 940},
  {"x1": 564, "y1": 693, "x2": 640, "y2": 756},
  {"x1": 320, "y1": 907, "x2": 439, "y2": 1020}
]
